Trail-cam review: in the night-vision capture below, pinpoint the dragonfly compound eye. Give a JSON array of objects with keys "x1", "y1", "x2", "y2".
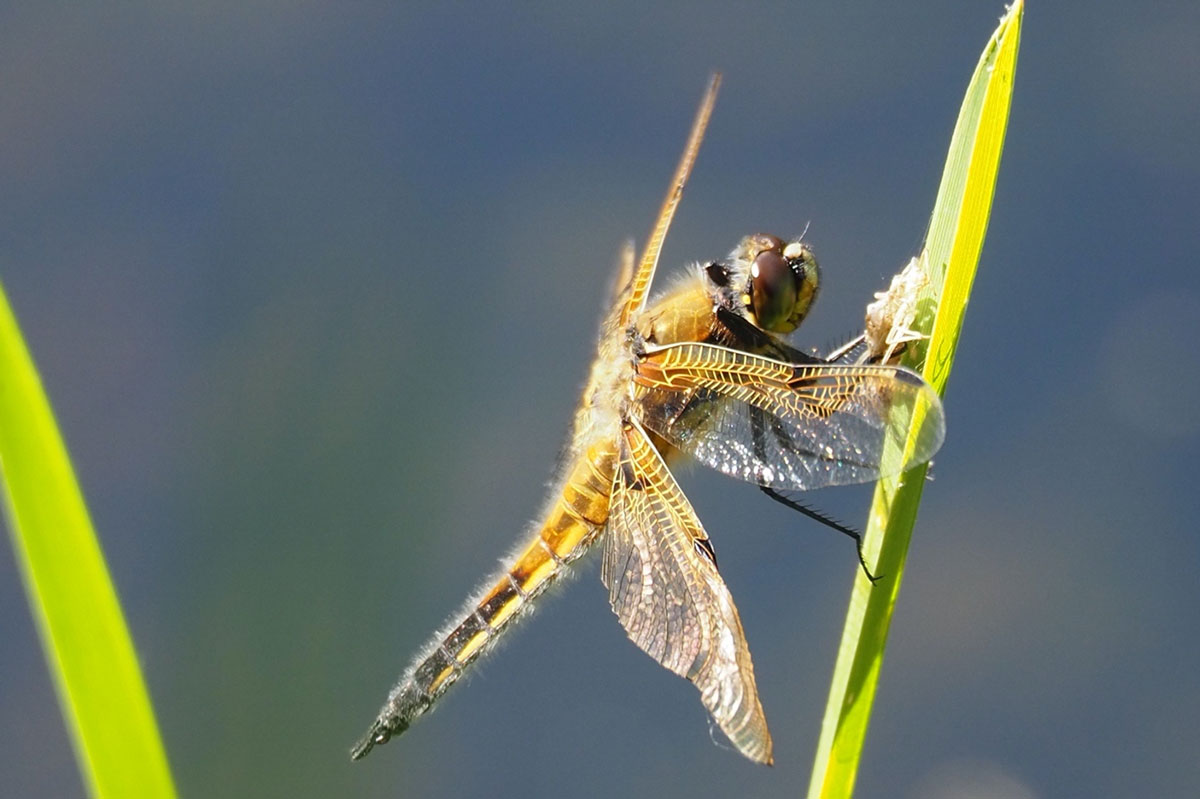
[
  {"x1": 749, "y1": 248, "x2": 796, "y2": 332},
  {"x1": 747, "y1": 241, "x2": 819, "y2": 334}
]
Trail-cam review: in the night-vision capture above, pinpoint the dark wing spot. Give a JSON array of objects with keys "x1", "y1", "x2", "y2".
[{"x1": 694, "y1": 537, "x2": 719, "y2": 569}]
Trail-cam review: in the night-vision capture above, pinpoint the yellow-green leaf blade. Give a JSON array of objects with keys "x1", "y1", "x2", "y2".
[
  {"x1": 0, "y1": 282, "x2": 177, "y2": 798},
  {"x1": 808, "y1": 3, "x2": 1023, "y2": 797}
]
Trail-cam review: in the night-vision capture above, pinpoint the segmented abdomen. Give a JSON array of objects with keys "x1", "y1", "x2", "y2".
[{"x1": 352, "y1": 441, "x2": 617, "y2": 759}]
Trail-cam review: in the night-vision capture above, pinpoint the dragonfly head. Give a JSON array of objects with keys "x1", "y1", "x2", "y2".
[{"x1": 718, "y1": 234, "x2": 820, "y2": 334}]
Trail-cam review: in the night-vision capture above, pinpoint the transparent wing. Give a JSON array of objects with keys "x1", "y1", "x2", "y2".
[
  {"x1": 632, "y1": 341, "x2": 946, "y2": 490},
  {"x1": 602, "y1": 419, "x2": 772, "y2": 764},
  {"x1": 608, "y1": 239, "x2": 636, "y2": 308}
]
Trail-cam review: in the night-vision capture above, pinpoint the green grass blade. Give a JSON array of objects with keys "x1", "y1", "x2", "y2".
[
  {"x1": 0, "y1": 283, "x2": 177, "y2": 798},
  {"x1": 807, "y1": 3, "x2": 1023, "y2": 797}
]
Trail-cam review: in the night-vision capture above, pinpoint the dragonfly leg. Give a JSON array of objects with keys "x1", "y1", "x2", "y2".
[{"x1": 759, "y1": 486, "x2": 881, "y2": 583}]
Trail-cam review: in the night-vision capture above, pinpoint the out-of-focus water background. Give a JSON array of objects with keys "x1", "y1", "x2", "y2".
[{"x1": 3, "y1": 3, "x2": 1198, "y2": 797}]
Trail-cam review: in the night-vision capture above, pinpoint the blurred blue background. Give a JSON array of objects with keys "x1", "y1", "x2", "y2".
[{"x1": 3, "y1": 2, "x2": 1198, "y2": 797}]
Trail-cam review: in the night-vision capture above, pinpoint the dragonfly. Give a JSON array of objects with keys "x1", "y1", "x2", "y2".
[{"x1": 352, "y1": 75, "x2": 945, "y2": 766}]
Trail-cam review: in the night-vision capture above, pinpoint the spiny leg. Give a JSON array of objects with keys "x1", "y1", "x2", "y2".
[{"x1": 760, "y1": 486, "x2": 880, "y2": 583}]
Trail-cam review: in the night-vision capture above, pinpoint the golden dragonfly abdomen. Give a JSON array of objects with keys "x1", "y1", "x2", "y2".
[{"x1": 352, "y1": 441, "x2": 618, "y2": 758}]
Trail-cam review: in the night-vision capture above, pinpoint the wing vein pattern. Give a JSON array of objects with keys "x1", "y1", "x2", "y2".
[
  {"x1": 602, "y1": 418, "x2": 773, "y2": 764},
  {"x1": 632, "y1": 341, "x2": 945, "y2": 491}
]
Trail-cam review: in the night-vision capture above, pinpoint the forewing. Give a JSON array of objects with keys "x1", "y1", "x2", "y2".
[
  {"x1": 633, "y1": 342, "x2": 946, "y2": 490},
  {"x1": 620, "y1": 75, "x2": 720, "y2": 326},
  {"x1": 602, "y1": 419, "x2": 772, "y2": 764}
]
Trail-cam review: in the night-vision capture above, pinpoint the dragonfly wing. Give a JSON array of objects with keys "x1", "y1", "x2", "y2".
[
  {"x1": 602, "y1": 418, "x2": 772, "y2": 764},
  {"x1": 620, "y1": 75, "x2": 720, "y2": 326},
  {"x1": 633, "y1": 341, "x2": 946, "y2": 490},
  {"x1": 608, "y1": 239, "x2": 637, "y2": 308}
]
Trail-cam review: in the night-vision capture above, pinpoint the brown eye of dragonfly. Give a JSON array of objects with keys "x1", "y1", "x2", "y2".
[{"x1": 749, "y1": 249, "x2": 799, "y2": 331}]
